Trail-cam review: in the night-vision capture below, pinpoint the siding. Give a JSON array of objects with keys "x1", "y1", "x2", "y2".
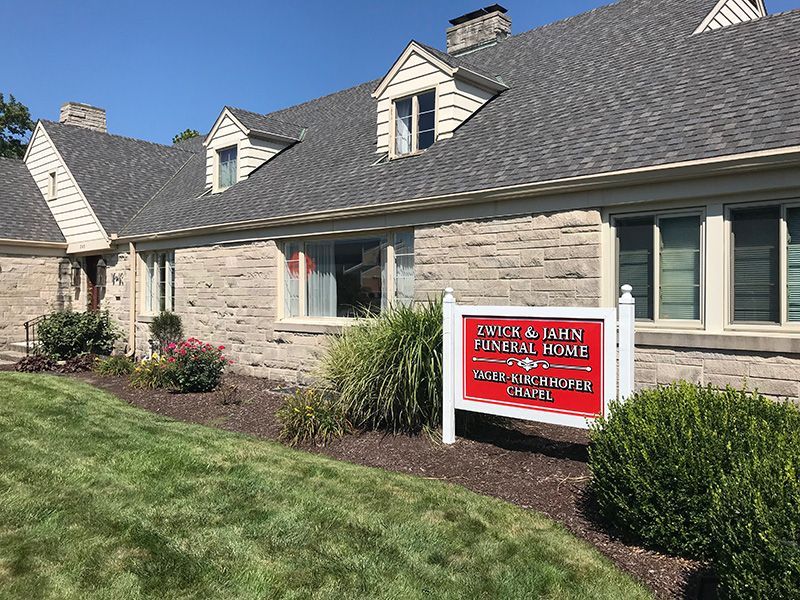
[
  {"x1": 24, "y1": 126, "x2": 107, "y2": 250},
  {"x1": 696, "y1": 0, "x2": 763, "y2": 33},
  {"x1": 205, "y1": 113, "x2": 289, "y2": 191},
  {"x1": 375, "y1": 49, "x2": 496, "y2": 155}
]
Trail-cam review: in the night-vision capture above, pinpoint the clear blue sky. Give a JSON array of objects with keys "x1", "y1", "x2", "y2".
[{"x1": 5, "y1": 0, "x2": 798, "y2": 145}]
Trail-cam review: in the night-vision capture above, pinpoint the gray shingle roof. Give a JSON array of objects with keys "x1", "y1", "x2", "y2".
[
  {"x1": 118, "y1": 0, "x2": 800, "y2": 236},
  {"x1": 413, "y1": 41, "x2": 506, "y2": 86},
  {"x1": 226, "y1": 107, "x2": 306, "y2": 141},
  {"x1": 0, "y1": 157, "x2": 64, "y2": 243},
  {"x1": 42, "y1": 121, "x2": 196, "y2": 234}
]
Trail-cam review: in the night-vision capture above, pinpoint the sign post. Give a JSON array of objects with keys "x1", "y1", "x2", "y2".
[{"x1": 442, "y1": 286, "x2": 635, "y2": 443}]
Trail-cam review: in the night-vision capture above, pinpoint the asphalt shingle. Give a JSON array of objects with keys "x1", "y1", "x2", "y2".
[{"x1": 0, "y1": 157, "x2": 64, "y2": 243}]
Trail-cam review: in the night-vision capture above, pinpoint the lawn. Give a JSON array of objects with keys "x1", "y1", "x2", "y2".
[{"x1": 0, "y1": 373, "x2": 650, "y2": 599}]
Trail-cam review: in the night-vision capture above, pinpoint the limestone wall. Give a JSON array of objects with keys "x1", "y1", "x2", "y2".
[{"x1": 0, "y1": 252, "x2": 71, "y2": 347}]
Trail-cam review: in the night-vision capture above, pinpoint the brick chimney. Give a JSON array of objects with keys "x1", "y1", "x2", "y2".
[
  {"x1": 59, "y1": 102, "x2": 106, "y2": 132},
  {"x1": 446, "y1": 4, "x2": 511, "y2": 56}
]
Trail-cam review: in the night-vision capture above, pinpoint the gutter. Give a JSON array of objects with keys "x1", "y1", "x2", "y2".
[
  {"x1": 116, "y1": 145, "x2": 800, "y2": 243},
  {"x1": 0, "y1": 238, "x2": 68, "y2": 249}
]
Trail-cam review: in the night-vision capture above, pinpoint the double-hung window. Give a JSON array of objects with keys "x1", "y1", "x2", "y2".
[
  {"x1": 217, "y1": 146, "x2": 238, "y2": 190},
  {"x1": 615, "y1": 212, "x2": 703, "y2": 323},
  {"x1": 282, "y1": 232, "x2": 414, "y2": 319},
  {"x1": 729, "y1": 204, "x2": 800, "y2": 325},
  {"x1": 394, "y1": 90, "x2": 436, "y2": 156},
  {"x1": 143, "y1": 251, "x2": 175, "y2": 314}
]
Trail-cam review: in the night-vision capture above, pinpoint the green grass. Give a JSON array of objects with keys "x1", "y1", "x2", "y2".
[{"x1": 0, "y1": 373, "x2": 650, "y2": 600}]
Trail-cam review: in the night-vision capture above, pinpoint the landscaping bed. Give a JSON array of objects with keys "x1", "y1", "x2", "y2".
[{"x1": 71, "y1": 371, "x2": 704, "y2": 599}]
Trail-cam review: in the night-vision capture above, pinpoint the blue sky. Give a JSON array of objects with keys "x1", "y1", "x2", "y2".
[{"x1": 5, "y1": 0, "x2": 798, "y2": 145}]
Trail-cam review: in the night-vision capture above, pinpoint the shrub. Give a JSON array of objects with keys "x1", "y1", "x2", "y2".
[
  {"x1": 95, "y1": 355, "x2": 135, "y2": 376},
  {"x1": 589, "y1": 383, "x2": 795, "y2": 558},
  {"x1": 277, "y1": 388, "x2": 350, "y2": 446},
  {"x1": 149, "y1": 312, "x2": 183, "y2": 352},
  {"x1": 56, "y1": 353, "x2": 97, "y2": 373},
  {"x1": 37, "y1": 311, "x2": 119, "y2": 359},
  {"x1": 129, "y1": 354, "x2": 173, "y2": 389},
  {"x1": 14, "y1": 355, "x2": 55, "y2": 372},
  {"x1": 709, "y1": 401, "x2": 800, "y2": 599},
  {"x1": 163, "y1": 339, "x2": 230, "y2": 393},
  {"x1": 321, "y1": 300, "x2": 442, "y2": 433}
]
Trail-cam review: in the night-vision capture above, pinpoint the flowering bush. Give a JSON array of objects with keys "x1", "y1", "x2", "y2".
[
  {"x1": 129, "y1": 353, "x2": 173, "y2": 389},
  {"x1": 277, "y1": 388, "x2": 350, "y2": 446},
  {"x1": 163, "y1": 339, "x2": 230, "y2": 393}
]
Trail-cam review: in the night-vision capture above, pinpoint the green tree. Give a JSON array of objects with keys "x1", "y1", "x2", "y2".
[
  {"x1": 172, "y1": 128, "x2": 200, "y2": 144},
  {"x1": 0, "y1": 93, "x2": 34, "y2": 159}
]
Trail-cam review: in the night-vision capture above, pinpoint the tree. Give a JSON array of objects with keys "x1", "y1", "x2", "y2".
[
  {"x1": 0, "y1": 93, "x2": 34, "y2": 159},
  {"x1": 172, "y1": 128, "x2": 200, "y2": 144}
]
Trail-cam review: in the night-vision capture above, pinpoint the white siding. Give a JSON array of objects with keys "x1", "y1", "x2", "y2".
[
  {"x1": 24, "y1": 126, "x2": 108, "y2": 252},
  {"x1": 375, "y1": 48, "x2": 497, "y2": 155},
  {"x1": 696, "y1": 0, "x2": 764, "y2": 33},
  {"x1": 205, "y1": 112, "x2": 290, "y2": 191}
]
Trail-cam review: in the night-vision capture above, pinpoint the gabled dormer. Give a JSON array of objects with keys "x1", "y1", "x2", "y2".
[
  {"x1": 694, "y1": 0, "x2": 766, "y2": 33},
  {"x1": 204, "y1": 107, "x2": 306, "y2": 193},
  {"x1": 372, "y1": 38, "x2": 507, "y2": 159}
]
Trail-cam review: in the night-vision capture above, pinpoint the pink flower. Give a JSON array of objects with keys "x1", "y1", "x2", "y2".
[
  {"x1": 179, "y1": 349, "x2": 187, "y2": 356},
  {"x1": 167, "y1": 342, "x2": 177, "y2": 350},
  {"x1": 218, "y1": 345, "x2": 225, "y2": 351},
  {"x1": 167, "y1": 357, "x2": 175, "y2": 363}
]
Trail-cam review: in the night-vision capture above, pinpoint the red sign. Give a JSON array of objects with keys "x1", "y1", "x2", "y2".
[{"x1": 462, "y1": 316, "x2": 604, "y2": 419}]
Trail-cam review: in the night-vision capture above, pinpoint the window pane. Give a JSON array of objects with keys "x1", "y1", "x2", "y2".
[
  {"x1": 418, "y1": 130, "x2": 435, "y2": 150},
  {"x1": 394, "y1": 232, "x2": 415, "y2": 306},
  {"x1": 418, "y1": 91, "x2": 435, "y2": 113},
  {"x1": 659, "y1": 215, "x2": 701, "y2": 320},
  {"x1": 158, "y1": 253, "x2": 167, "y2": 312},
  {"x1": 788, "y1": 208, "x2": 800, "y2": 321},
  {"x1": 418, "y1": 110, "x2": 435, "y2": 134},
  {"x1": 617, "y1": 217, "x2": 654, "y2": 320},
  {"x1": 307, "y1": 238, "x2": 385, "y2": 317},
  {"x1": 218, "y1": 147, "x2": 237, "y2": 188},
  {"x1": 284, "y1": 242, "x2": 301, "y2": 318},
  {"x1": 395, "y1": 98, "x2": 412, "y2": 155},
  {"x1": 732, "y1": 207, "x2": 779, "y2": 323}
]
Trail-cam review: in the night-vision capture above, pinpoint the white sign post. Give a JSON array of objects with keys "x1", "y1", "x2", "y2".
[{"x1": 442, "y1": 286, "x2": 635, "y2": 444}]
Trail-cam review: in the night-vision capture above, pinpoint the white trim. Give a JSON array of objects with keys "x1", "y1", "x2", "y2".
[{"x1": 693, "y1": 0, "x2": 765, "y2": 34}]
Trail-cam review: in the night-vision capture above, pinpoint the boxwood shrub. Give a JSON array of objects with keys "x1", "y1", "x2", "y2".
[{"x1": 588, "y1": 382, "x2": 796, "y2": 559}]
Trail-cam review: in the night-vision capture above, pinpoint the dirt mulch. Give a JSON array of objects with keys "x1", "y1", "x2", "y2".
[{"x1": 60, "y1": 371, "x2": 708, "y2": 599}]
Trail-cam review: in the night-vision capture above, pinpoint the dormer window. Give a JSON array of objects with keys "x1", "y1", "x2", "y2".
[
  {"x1": 394, "y1": 90, "x2": 436, "y2": 157},
  {"x1": 217, "y1": 146, "x2": 238, "y2": 190}
]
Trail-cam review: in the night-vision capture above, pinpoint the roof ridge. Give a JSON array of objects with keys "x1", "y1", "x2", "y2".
[
  {"x1": 40, "y1": 120, "x2": 196, "y2": 155},
  {"x1": 226, "y1": 106, "x2": 305, "y2": 129}
]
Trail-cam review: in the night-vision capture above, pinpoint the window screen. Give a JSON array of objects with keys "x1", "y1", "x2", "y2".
[
  {"x1": 617, "y1": 217, "x2": 654, "y2": 320},
  {"x1": 732, "y1": 206, "x2": 780, "y2": 323},
  {"x1": 659, "y1": 215, "x2": 701, "y2": 320}
]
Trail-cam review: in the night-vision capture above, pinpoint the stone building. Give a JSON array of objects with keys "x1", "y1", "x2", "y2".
[{"x1": 3, "y1": 0, "x2": 800, "y2": 398}]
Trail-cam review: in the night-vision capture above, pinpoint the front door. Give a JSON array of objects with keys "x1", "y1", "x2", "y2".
[{"x1": 85, "y1": 256, "x2": 101, "y2": 311}]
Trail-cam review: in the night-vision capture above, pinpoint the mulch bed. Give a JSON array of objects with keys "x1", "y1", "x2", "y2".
[{"x1": 52, "y1": 371, "x2": 708, "y2": 599}]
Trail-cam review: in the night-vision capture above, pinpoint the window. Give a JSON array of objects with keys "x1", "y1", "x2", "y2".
[
  {"x1": 731, "y1": 207, "x2": 780, "y2": 323},
  {"x1": 47, "y1": 171, "x2": 57, "y2": 200},
  {"x1": 283, "y1": 232, "x2": 414, "y2": 319},
  {"x1": 615, "y1": 213, "x2": 703, "y2": 322},
  {"x1": 217, "y1": 146, "x2": 237, "y2": 190},
  {"x1": 143, "y1": 251, "x2": 175, "y2": 314},
  {"x1": 394, "y1": 90, "x2": 436, "y2": 156}
]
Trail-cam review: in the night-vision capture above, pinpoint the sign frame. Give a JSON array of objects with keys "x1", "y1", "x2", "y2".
[{"x1": 442, "y1": 286, "x2": 635, "y2": 443}]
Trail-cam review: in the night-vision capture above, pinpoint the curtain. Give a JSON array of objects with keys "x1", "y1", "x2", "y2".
[
  {"x1": 789, "y1": 209, "x2": 800, "y2": 321},
  {"x1": 306, "y1": 242, "x2": 337, "y2": 317},
  {"x1": 659, "y1": 216, "x2": 700, "y2": 320},
  {"x1": 395, "y1": 98, "x2": 412, "y2": 155},
  {"x1": 732, "y1": 207, "x2": 779, "y2": 323},
  {"x1": 617, "y1": 217, "x2": 654, "y2": 320},
  {"x1": 284, "y1": 243, "x2": 301, "y2": 318},
  {"x1": 394, "y1": 232, "x2": 415, "y2": 306}
]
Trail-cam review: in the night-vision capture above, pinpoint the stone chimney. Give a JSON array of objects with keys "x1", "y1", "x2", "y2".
[
  {"x1": 59, "y1": 102, "x2": 106, "y2": 132},
  {"x1": 446, "y1": 4, "x2": 511, "y2": 56}
]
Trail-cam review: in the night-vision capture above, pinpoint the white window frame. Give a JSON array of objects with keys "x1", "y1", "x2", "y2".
[
  {"x1": 47, "y1": 171, "x2": 57, "y2": 200},
  {"x1": 724, "y1": 199, "x2": 800, "y2": 331},
  {"x1": 140, "y1": 251, "x2": 175, "y2": 315},
  {"x1": 215, "y1": 144, "x2": 239, "y2": 192},
  {"x1": 611, "y1": 208, "x2": 706, "y2": 329},
  {"x1": 278, "y1": 231, "x2": 414, "y2": 321},
  {"x1": 390, "y1": 88, "x2": 437, "y2": 158}
]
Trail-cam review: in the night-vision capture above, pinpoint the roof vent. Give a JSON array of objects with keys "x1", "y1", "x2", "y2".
[
  {"x1": 59, "y1": 102, "x2": 106, "y2": 133},
  {"x1": 446, "y1": 4, "x2": 511, "y2": 56}
]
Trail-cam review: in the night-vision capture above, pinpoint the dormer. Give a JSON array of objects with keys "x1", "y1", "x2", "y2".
[
  {"x1": 694, "y1": 0, "x2": 766, "y2": 34},
  {"x1": 204, "y1": 107, "x2": 305, "y2": 192},
  {"x1": 372, "y1": 37, "x2": 507, "y2": 159}
]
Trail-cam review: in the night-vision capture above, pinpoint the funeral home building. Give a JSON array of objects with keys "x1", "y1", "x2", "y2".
[{"x1": 2, "y1": 0, "x2": 800, "y2": 396}]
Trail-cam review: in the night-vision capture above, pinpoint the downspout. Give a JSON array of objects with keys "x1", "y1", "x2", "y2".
[{"x1": 128, "y1": 241, "x2": 137, "y2": 356}]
